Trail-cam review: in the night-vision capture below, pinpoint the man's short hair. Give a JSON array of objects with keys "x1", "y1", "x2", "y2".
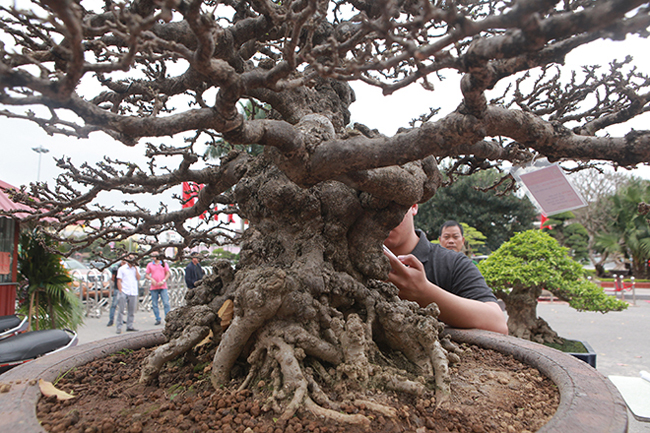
[{"x1": 439, "y1": 220, "x2": 464, "y2": 236}]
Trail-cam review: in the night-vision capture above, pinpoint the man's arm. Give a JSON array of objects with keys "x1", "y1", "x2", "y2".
[
  {"x1": 185, "y1": 265, "x2": 194, "y2": 287},
  {"x1": 145, "y1": 264, "x2": 155, "y2": 285},
  {"x1": 164, "y1": 265, "x2": 171, "y2": 284},
  {"x1": 117, "y1": 278, "x2": 123, "y2": 292},
  {"x1": 386, "y1": 253, "x2": 508, "y2": 335}
]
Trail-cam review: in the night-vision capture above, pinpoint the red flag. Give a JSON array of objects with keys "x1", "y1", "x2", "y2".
[
  {"x1": 540, "y1": 214, "x2": 551, "y2": 230},
  {"x1": 182, "y1": 182, "x2": 196, "y2": 209}
]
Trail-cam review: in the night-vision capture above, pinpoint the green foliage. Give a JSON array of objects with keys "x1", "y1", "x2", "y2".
[
  {"x1": 17, "y1": 230, "x2": 84, "y2": 331},
  {"x1": 415, "y1": 169, "x2": 537, "y2": 253},
  {"x1": 210, "y1": 248, "x2": 239, "y2": 263},
  {"x1": 562, "y1": 280, "x2": 628, "y2": 312},
  {"x1": 479, "y1": 230, "x2": 627, "y2": 313},
  {"x1": 563, "y1": 223, "x2": 590, "y2": 263},
  {"x1": 544, "y1": 212, "x2": 590, "y2": 263},
  {"x1": 460, "y1": 222, "x2": 486, "y2": 255},
  {"x1": 596, "y1": 179, "x2": 650, "y2": 275}
]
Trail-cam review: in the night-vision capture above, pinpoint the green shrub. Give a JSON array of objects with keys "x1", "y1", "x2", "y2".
[{"x1": 479, "y1": 230, "x2": 627, "y2": 313}]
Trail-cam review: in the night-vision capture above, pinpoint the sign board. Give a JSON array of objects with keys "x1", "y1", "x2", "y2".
[{"x1": 519, "y1": 164, "x2": 586, "y2": 215}]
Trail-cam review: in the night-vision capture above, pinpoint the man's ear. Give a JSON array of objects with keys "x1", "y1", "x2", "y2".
[{"x1": 411, "y1": 204, "x2": 418, "y2": 216}]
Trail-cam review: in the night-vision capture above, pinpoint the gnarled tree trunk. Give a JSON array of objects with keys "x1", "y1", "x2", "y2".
[
  {"x1": 501, "y1": 286, "x2": 561, "y2": 344},
  {"x1": 140, "y1": 147, "x2": 463, "y2": 425}
]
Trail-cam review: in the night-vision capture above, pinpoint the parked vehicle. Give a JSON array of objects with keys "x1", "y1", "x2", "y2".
[
  {"x1": 0, "y1": 319, "x2": 78, "y2": 374},
  {"x1": 88, "y1": 259, "x2": 110, "y2": 271},
  {"x1": 62, "y1": 258, "x2": 111, "y2": 299},
  {"x1": 0, "y1": 314, "x2": 28, "y2": 341}
]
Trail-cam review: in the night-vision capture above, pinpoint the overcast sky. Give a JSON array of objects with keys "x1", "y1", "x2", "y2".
[{"x1": 1, "y1": 35, "x2": 649, "y2": 211}]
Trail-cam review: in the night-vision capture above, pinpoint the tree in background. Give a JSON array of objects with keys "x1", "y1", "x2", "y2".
[
  {"x1": 543, "y1": 211, "x2": 590, "y2": 263},
  {"x1": 210, "y1": 248, "x2": 239, "y2": 264},
  {"x1": 570, "y1": 169, "x2": 632, "y2": 276},
  {"x1": 596, "y1": 179, "x2": 650, "y2": 277},
  {"x1": 415, "y1": 169, "x2": 537, "y2": 253},
  {"x1": 17, "y1": 231, "x2": 84, "y2": 331},
  {"x1": 460, "y1": 223, "x2": 487, "y2": 257},
  {"x1": 1, "y1": 0, "x2": 650, "y2": 424},
  {"x1": 479, "y1": 230, "x2": 627, "y2": 343},
  {"x1": 204, "y1": 100, "x2": 267, "y2": 160}
]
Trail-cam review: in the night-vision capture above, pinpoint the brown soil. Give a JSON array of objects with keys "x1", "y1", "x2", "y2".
[{"x1": 37, "y1": 343, "x2": 559, "y2": 433}]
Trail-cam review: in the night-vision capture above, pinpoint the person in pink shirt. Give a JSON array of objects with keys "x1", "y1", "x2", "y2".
[{"x1": 145, "y1": 251, "x2": 171, "y2": 325}]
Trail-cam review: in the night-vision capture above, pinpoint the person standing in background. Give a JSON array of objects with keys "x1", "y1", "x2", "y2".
[
  {"x1": 438, "y1": 220, "x2": 466, "y2": 254},
  {"x1": 185, "y1": 253, "x2": 204, "y2": 289},
  {"x1": 116, "y1": 256, "x2": 140, "y2": 334},
  {"x1": 106, "y1": 259, "x2": 126, "y2": 327},
  {"x1": 145, "y1": 252, "x2": 171, "y2": 326}
]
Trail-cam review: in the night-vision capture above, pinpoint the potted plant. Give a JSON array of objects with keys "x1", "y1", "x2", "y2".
[
  {"x1": 0, "y1": 328, "x2": 628, "y2": 433},
  {"x1": 479, "y1": 230, "x2": 628, "y2": 365},
  {"x1": 16, "y1": 230, "x2": 84, "y2": 332}
]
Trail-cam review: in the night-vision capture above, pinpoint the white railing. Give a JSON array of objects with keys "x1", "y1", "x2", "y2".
[{"x1": 68, "y1": 266, "x2": 212, "y2": 318}]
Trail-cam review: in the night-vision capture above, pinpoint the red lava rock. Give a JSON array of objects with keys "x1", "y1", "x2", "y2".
[{"x1": 35, "y1": 345, "x2": 560, "y2": 433}]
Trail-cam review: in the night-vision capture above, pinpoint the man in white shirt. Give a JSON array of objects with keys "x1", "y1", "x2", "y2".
[{"x1": 116, "y1": 255, "x2": 141, "y2": 334}]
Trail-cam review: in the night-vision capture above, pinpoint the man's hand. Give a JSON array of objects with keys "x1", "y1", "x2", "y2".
[
  {"x1": 384, "y1": 251, "x2": 430, "y2": 306},
  {"x1": 383, "y1": 249, "x2": 508, "y2": 335}
]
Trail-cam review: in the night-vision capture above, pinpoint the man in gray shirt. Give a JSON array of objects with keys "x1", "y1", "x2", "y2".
[{"x1": 384, "y1": 204, "x2": 507, "y2": 334}]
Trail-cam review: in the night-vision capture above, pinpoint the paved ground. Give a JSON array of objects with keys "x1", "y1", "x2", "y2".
[
  {"x1": 75, "y1": 306, "x2": 163, "y2": 344},
  {"x1": 538, "y1": 294, "x2": 650, "y2": 432},
  {"x1": 74, "y1": 294, "x2": 650, "y2": 432}
]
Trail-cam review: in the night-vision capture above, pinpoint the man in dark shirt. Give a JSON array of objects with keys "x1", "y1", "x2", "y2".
[
  {"x1": 438, "y1": 220, "x2": 465, "y2": 253},
  {"x1": 185, "y1": 253, "x2": 205, "y2": 289},
  {"x1": 384, "y1": 204, "x2": 507, "y2": 334}
]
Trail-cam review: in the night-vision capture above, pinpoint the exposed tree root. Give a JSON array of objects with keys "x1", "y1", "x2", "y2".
[
  {"x1": 305, "y1": 397, "x2": 371, "y2": 426},
  {"x1": 377, "y1": 371, "x2": 427, "y2": 396},
  {"x1": 353, "y1": 399, "x2": 398, "y2": 418},
  {"x1": 140, "y1": 305, "x2": 216, "y2": 384}
]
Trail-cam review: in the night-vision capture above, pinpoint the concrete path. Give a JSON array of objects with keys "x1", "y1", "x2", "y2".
[
  {"x1": 75, "y1": 307, "x2": 163, "y2": 345},
  {"x1": 538, "y1": 297, "x2": 650, "y2": 432}
]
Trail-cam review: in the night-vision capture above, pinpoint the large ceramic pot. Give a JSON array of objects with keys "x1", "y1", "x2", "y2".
[
  {"x1": 443, "y1": 329, "x2": 627, "y2": 433},
  {"x1": 0, "y1": 328, "x2": 628, "y2": 433}
]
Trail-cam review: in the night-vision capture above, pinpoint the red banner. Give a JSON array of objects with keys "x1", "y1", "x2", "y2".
[
  {"x1": 182, "y1": 182, "x2": 198, "y2": 209},
  {"x1": 182, "y1": 183, "x2": 240, "y2": 224}
]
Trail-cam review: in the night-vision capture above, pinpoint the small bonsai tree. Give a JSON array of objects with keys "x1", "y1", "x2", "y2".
[
  {"x1": 478, "y1": 230, "x2": 627, "y2": 344},
  {"x1": 17, "y1": 230, "x2": 84, "y2": 331}
]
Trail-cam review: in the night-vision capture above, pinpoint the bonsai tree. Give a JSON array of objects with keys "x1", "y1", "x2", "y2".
[
  {"x1": 478, "y1": 230, "x2": 628, "y2": 343},
  {"x1": 543, "y1": 211, "x2": 590, "y2": 263},
  {"x1": 1, "y1": 0, "x2": 650, "y2": 426},
  {"x1": 17, "y1": 230, "x2": 84, "y2": 331}
]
